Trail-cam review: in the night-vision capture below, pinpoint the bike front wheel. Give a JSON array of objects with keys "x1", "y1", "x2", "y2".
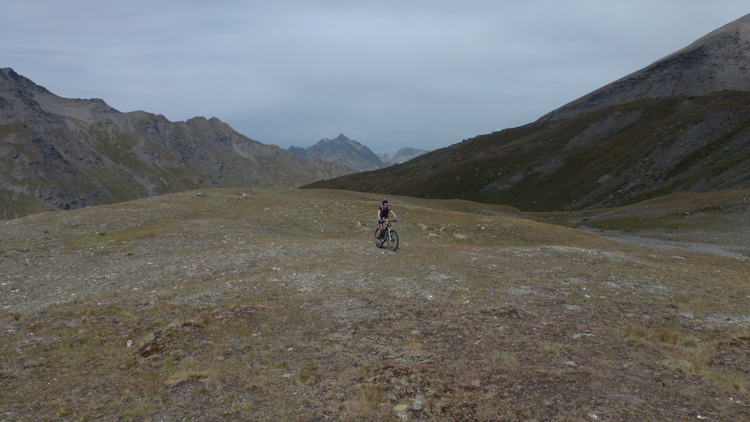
[
  {"x1": 387, "y1": 229, "x2": 399, "y2": 251},
  {"x1": 374, "y1": 228, "x2": 384, "y2": 248}
]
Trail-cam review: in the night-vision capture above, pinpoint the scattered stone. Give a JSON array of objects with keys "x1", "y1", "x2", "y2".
[
  {"x1": 564, "y1": 361, "x2": 577, "y2": 367},
  {"x1": 679, "y1": 312, "x2": 694, "y2": 319},
  {"x1": 453, "y1": 233, "x2": 467, "y2": 239},
  {"x1": 573, "y1": 333, "x2": 595, "y2": 339},
  {"x1": 394, "y1": 404, "x2": 409, "y2": 420},
  {"x1": 412, "y1": 394, "x2": 425, "y2": 410}
]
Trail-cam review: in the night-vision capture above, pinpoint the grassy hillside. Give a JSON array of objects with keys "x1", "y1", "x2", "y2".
[
  {"x1": 306, "y1": 92, "x2": 750, "y2": 212},
  {"x1": 1, "y1": 189, "x2": 749, "y2": 420}
]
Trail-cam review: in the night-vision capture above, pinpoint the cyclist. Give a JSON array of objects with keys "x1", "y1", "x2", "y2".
[{"x1": 376, "y1": 199, "x2": 397, "y2": 245}]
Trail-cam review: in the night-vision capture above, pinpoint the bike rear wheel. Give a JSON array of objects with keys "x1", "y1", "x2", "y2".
[{"x1": 387, "y1": 229, "x2": 399, "y2": 251}]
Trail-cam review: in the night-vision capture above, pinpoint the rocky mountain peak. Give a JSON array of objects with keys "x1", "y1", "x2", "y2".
[
  {"x1": 542, "y1": 12, "x2": 750, "y2": 121},
  {"x1": 318, "y1": 134, "x2": 364, "y2": 148},
  {"x1": 1, "y1": 67, "x2": 52, "y2": 95},
  {"x1": 287, "y1": 134, "x2": 384, "y2": 172},
  {"x1": 687, "y1": 11, "x2": 750, "y2": 47}
]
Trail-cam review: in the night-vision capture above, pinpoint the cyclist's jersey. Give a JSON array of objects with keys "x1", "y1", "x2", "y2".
[{"x1": 379, "y1": 205, "x2": 391, "y2": 221}]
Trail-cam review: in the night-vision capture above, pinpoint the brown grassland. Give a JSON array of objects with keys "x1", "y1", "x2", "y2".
[{"x1": 1, "y1": 188, "x2": 749, "y2": 421}]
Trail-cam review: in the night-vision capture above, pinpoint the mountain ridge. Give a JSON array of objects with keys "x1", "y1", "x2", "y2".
[
  {"x1": 0, "y1": 68, "x2": 349, "y2": 218},
  {"x1": 542, "y1": 12, "x2": 750, "y2": 121}
]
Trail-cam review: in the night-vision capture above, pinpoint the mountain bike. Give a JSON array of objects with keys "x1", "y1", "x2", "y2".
[{"x1": 374, "y1": 219, "x2": 399, "y2": 251}]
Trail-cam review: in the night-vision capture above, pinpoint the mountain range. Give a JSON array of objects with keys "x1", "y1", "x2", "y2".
[
  {"x1": 306, "y1": 13, "x2": 750, "y2": 212},
  {"x1": 287, "y1": 134, "x2": 428, "y2": 171},
  {"x1": 0, "y1": 68, "x2": 349, "y2": 218},
  {"x1": 4, "y1": 13, "x2": 750, "y2": 218}
]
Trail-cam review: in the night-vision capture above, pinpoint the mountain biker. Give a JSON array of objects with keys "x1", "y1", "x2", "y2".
[{"x1": 376, "y1": 199, "x2": 397, "y2": 245}]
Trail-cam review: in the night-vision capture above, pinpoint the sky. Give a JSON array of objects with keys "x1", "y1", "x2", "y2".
[{"x1": 1, "y1": 1, "x2": 748, "y2": 153}]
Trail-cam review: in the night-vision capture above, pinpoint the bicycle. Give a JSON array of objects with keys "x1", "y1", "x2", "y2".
[{"x1": 374, "y1": 219, "x2": 399, "y2": 251}]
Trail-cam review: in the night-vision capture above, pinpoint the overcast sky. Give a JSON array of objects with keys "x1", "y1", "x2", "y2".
[{"x1": 2, "y1": 1, "x2": 748, "y2": 153}]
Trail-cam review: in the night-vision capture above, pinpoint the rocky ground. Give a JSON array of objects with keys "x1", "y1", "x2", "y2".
[
  {"x1": 568, "y1": 189, "x2": 750, "y2": 259},
  {"x1": 1, "y1": 188, "x2": 749, "y2": 421}
]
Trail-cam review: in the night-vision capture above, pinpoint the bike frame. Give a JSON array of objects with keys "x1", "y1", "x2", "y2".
[{"x1": 379, "y1": 219, "x2": 392, "y2": 235}]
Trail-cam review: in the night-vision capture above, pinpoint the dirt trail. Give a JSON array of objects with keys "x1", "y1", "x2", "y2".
[{"x1": 579, "y1": 226, "x2": 750, "y2": 259}]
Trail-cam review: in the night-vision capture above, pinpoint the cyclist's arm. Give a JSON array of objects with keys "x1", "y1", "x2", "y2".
[{"x1": 390, "y1": 210, "x2": 397, "y2": 219}]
